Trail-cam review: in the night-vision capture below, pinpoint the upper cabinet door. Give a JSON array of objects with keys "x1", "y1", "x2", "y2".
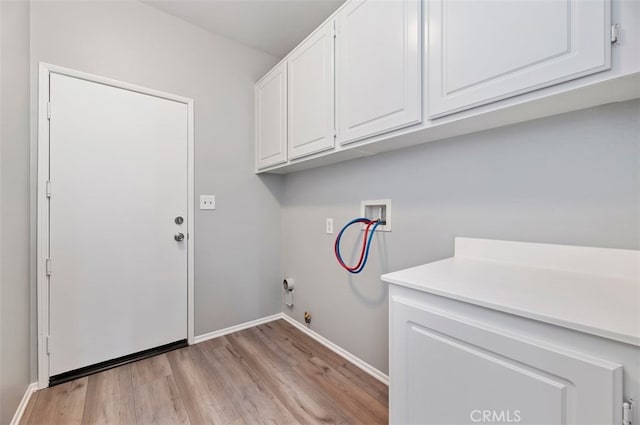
[
  {"x1": 255, "y1": 62, "x2": 287, "y2": 169},
  {"x1": 288, "y1": 22, "x2": 336, "y2": 160},
  {"x1": 336, "y1": 0, "x2": 422, "y2": 145},
  {"x1": 427, "y1": 0, "x2": 612, "y2": 118}
]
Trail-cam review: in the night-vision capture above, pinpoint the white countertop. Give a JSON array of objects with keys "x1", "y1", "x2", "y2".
[{"x1": 381, "y1": 238, "x2": 640, "y2": 346}]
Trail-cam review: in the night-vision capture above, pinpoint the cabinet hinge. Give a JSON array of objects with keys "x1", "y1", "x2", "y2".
[
  {"x1": 46, "y1": 336, "x2": 51, "y2": 354},
  {"x1": 611, "y1": 24, "x2": 620, "y2": 45},
  {"x1": 46, "y1": 258, "x2": 52, "y2": 276},
  {"x1": 47, "y1": 102, "x2": 52, "y2": 119},
  {"x1": 623, "y1": 398, "x2": 633, "y2": 425},
  {"x1": 46, "y1": 180, "x2": 52, "y2": 198}
]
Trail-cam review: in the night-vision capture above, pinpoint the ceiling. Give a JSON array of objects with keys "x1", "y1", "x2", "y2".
[{"x1": 143, "y1": 0, "x2": 345, "y2": 58}]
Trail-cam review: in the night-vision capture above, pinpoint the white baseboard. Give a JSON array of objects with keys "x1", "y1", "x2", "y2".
[
  {"x1": 280, "y1": 314, "x2": 389, "y2": 385},
  {"x1": 10, "y1": 382, "x2": 38, "y2": 425},
  {"x1": 193, "y1": 313, "x2": 282, "y2": 344}
]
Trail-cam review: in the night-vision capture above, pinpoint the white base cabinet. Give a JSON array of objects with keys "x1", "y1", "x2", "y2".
[
  {"x1": 390, "y1": 291, "x2": 623, "y2": 424},
  {"x1": 383, "y1": 238, "x2": 639, "y2": 425}
]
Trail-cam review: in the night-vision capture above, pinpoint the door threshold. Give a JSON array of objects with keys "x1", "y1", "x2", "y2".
[{"x1": 49, "y1": 339, "x2": 188, "y2": 386}]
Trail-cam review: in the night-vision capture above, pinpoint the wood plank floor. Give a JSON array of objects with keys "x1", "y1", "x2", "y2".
[{"x1": 20, "y1": 320, "x2": 388, "y2": 425}]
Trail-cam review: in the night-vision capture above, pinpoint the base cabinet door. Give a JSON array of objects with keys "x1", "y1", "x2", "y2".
[
  {"x1": 255, "y1": 62, "x2": 287, "y2": 169},
  {"x1": 390, "y1": 295, "x2": 623, "y2": 425},
  {"x1": 288, "y1": 22, "x2": 335, "y2": 160},
  {"x1": 336, "y1": 0, "x2": 421, "y2": 145},
  {"x1": 427, "y1": 0, "x2": 612, "y2": 118}
]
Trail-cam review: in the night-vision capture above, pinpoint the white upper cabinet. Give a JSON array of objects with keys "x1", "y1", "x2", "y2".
[
  {"x1": 255, "y1": 62, "x2": 287, "y2": 169},
  {"x1": 427, "y1": 0, "x2": 612, "y2": 118},
  {"x1": 288, "y1": 22, "x2": 336, "y2": 160},
  {"x1": 336, "y1": 0, "x2": 422, "y2": 145},
  {"x1": 255, "y1": 0, "x2": 637, "y2": 173}
]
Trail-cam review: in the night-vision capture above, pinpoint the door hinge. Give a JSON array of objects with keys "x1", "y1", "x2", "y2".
[
  {"x1": 47, "y1": 102, "x2": 52, "y2": 119},
  {"x1": 46, "y1": 336, "x2": 51, "y2": 354},
  {"x1": 611, "y1": 24, "x2": 620, "y2": 45},
  {"x1": 46, "y1": 180, "x2": 52, "y2": 198},
  {"x1": 623, "y1": 398, "x2": 633, "y2": 425},
  {"x1": 46, "y1": 258, "x2": 52, "y2": 276}
]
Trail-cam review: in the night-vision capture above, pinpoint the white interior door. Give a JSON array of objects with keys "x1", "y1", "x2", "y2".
[{"x1": 48, "y1": 73, "x2": 188, "y2": 376}]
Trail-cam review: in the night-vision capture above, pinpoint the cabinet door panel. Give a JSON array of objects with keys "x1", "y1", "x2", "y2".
[
  {"x1": 390, "y1": 296, "x2": 622, "y2": 425},
  {"x1": 336, "y1": 0, "x2": 421, "y2": 145},
  {"x1": 255, "y1": 63, "x2": 287, "y2": 169},
  {"x1": 288, "y1": 23, "x2": 335, "y2": 160},
  {"x1": 427, "y1": 0, "x2": 611, "y2": 118}
]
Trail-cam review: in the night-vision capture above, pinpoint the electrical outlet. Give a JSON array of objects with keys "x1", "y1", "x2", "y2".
[
  {"x1": 200, "y1": 195, "x2": 216, "y2": 210},
  {"x1": 326, "y1": 218, "x2": 334, "y2": 234}
]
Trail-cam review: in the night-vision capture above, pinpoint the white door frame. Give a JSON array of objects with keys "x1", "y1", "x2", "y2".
[{"x1": 37, "y1": 62, "x2": 195, "y2": 388}]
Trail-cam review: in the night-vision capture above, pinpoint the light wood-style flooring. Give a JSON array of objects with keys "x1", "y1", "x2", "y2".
[{"x1": 20, "y1": 319, "x2": 388, "y2": 425}]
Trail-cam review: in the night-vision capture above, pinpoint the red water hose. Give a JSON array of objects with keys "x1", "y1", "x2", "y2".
[{"x1": 334, "y1": 218, "x2": 376, "y2": 272}]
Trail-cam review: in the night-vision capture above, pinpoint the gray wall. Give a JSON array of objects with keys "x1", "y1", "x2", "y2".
[
  {"x1": 1, "y1": 1, "x2": 32, "y2": 423},
  {"x1": 282, "y1": 100, "x2": 640, "y2": 374},
  {"x1": 29, "y1": 0, "x2": 283, "y2": 375}
]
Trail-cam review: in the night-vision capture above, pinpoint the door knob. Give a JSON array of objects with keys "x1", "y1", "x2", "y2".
[{"x1": 174, "y1": 233, "x2": 185, "y2": 242}]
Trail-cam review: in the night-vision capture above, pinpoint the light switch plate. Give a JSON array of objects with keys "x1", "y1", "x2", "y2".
[{"x1": 200, "y1": 195, "x2": 216, "y2": 210}]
